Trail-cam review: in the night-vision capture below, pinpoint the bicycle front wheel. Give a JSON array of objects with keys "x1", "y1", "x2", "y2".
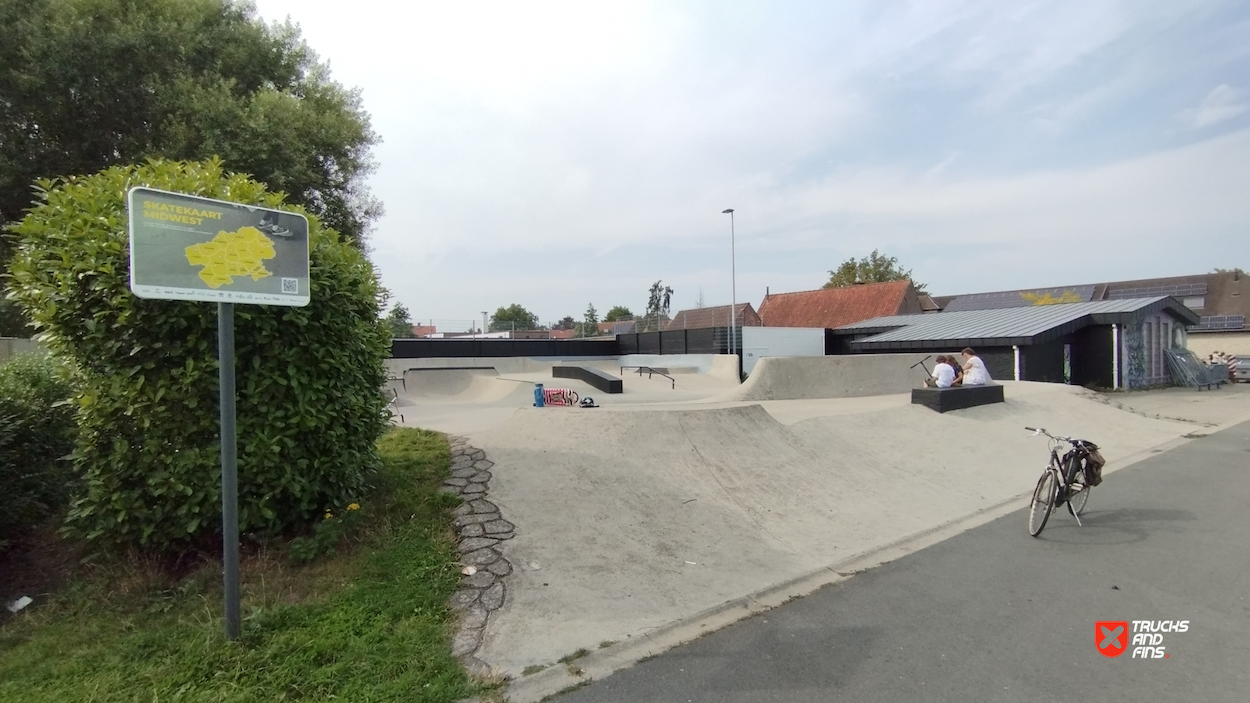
[{"x1": 1029, "y1": 469, "x2": 1057, "y2": 537}]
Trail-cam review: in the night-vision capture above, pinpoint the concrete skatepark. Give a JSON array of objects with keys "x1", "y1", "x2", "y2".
[{"x1": 386, "y1": 353, "x2": 1250, "y2": 701}]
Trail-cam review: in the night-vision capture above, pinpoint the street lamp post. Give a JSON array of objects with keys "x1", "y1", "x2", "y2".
[{"x1": 721, "y1": 209, "x2": 737, "y2": 358}]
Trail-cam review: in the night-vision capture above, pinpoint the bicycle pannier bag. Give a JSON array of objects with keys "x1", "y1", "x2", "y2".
[{"x1": 1082, "y1": 444, "x2": 1105, "y2": 486}]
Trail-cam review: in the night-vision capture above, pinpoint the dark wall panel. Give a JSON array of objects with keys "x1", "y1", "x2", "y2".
[
  {"x1": 976, "y1": 348, "x2": 1015, "y2": 382},
  {"x1": 1071, "y1": 325, "x2": 1113, "y2": 388},
  {"x1": 1021, "y1": 337, "x2": 1066, "y2": 383},
  {"x1": 615, "y1": 328, "x2": 728, "y2": 355},
  {"x1": 392, "y1": 338, "x2": 619, "y2": 359}
]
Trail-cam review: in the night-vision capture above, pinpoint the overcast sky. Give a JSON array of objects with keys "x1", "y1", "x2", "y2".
[{"x1": 250, "y1": 0, "x2": 1250, "y2": 329}]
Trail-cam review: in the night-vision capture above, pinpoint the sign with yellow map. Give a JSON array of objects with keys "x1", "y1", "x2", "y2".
[{"x1": 127, "y1": 187, "x2": 309, "y2": 306}]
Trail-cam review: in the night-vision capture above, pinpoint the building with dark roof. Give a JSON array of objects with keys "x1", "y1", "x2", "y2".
[
  {"x1": 758, "y1": 280, "x2": 923, "y2": 329},
  {"x1": 664, "y1": 303, "x2": 761, "y2": 331},
  {"x1": 930, "y1": 270, "x2": 1248, "y2": 355},
  {"x1": 831, "y1": 297, "x2": 1200, "y2": 389}
]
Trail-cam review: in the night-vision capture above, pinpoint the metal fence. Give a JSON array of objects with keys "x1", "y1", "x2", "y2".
[
  {"x1": 1163, "y1": 347, "x2": 1224, "y2": 390},
  {"x1": 616, "y1": 327, "x2": 741, "y2": 355}
]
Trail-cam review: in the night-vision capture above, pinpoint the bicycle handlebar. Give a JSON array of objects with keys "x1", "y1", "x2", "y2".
[{"x1": 1024, "y1": 426, "x2": 1078, "y2": 444}]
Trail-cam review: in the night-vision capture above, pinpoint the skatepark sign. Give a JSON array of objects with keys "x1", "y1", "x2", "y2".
[
  {"x1": 127, "y1": 187, "x2": 310, "y2": 306},
  {"x1": 127, "y1": 186, "x2": 311, "y2": 641}
]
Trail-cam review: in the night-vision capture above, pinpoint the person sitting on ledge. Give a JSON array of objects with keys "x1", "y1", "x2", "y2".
[
  {"x1": 960, "y1": 347, "x2": 992, "y2": 386},
  {"x1": 924, "y1": 355, "x2": 957, "y2": 388},
  {"x1": 947, "y1": 355, "x2": 964, "y2": 386}
]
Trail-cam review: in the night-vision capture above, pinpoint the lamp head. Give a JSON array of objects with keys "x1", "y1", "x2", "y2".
[{"x1": 722, "y1": 208, "x2": 734, "y2": 214}]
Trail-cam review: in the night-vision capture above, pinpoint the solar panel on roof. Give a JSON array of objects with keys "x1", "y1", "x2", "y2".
[
  {"x1": 1195, "y1": 315, "x2": 1245, "y2": 330},
  {"x1": 942, "y1": 285, "x2": 1096, "y2": 312},
  {"x1": 1107, "y1": 283, "x2": 1207, "y2": 299}
]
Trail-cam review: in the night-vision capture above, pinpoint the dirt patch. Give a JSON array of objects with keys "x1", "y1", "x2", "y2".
[{"x1": 0, "y1": 516, "x2": 81, "y2": 617}]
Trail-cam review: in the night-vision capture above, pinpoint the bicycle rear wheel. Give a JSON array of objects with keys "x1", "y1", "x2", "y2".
[
  {"x1": 1029, "y1": 469, "x2": 1057, "y2": 537},
  {"x1": 1069, "y1": 484, "x2": 1090, "y2": 515}
]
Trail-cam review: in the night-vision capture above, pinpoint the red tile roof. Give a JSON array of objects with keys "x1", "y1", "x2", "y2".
[
  {"x1": 759, "y1": 281, "x2": 921, "y2": 328},
  {"x1": 664, "y1": 303, "x2": 762, "y2": 331}
]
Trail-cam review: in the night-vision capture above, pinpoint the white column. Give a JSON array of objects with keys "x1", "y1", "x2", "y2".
[{"x1": 1013, "y1": 345, "x2": 1021, "y2": 381}]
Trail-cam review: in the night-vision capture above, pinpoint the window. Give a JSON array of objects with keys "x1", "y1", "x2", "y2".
[{"x1": 1182, "y1": 296, "x2": 1205, "y2": 309}]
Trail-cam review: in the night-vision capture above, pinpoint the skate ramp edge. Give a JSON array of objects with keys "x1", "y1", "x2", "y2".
[
  {"x1": 735, "y1": 354, "x2": 932, "y2": 400},
  {"x1": 397, "y1": 367, "x2": 499, "y2": 398}
]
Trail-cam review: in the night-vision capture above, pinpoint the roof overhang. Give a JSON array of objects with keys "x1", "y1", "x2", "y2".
[{"x1": 845, "y1": 297, "x2": 1200, "y2": 351}]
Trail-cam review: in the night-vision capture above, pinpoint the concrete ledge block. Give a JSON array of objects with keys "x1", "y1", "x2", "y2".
[
  {"x1": 553, "y1": 365, "x2": 623, "y2": 393},
  {"x1": 911, "y1": 384, "x2": 1004, "y2": 412}
]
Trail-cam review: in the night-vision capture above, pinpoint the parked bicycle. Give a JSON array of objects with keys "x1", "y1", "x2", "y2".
[{"x1": 1025, "y1": 427, "x2": 1106, "y2": 537}]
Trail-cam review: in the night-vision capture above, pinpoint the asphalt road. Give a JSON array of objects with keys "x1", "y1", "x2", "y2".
[{"x1": 555, "y1": 420, "x2": 1250, "y2": 703}]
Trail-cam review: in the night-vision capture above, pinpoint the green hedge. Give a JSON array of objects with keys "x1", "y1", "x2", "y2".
[
  {"x1": 0, "y1": 353, "x2": 77, "y2": 552},
  {"x1": 6, "y1": 159, "x2": 391, "y2": 551}
]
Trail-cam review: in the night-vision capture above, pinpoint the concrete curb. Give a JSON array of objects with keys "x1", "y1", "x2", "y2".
[{"x1": 499, "y1": 429, "x2": 1207, "y2": 703}]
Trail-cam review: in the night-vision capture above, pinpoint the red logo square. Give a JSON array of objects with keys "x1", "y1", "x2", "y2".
[{"x1": 1096, "y1": 621, "x2": 1129, "y2": 658}]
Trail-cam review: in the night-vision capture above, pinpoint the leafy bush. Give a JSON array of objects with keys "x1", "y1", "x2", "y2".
[
  {"x1": 0, "y1": 353, "x2": 77, "y2": 551},
  {"x1": 6, "y1": 159, "x2": 391, "y2": 551}
]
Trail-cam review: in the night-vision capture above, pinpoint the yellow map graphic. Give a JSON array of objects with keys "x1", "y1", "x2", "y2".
[
  {"x1": 1020, "y1": 290, "x2": 1082, "y2": 306},
  {"x1": 184, "y1": 226, "x2": 276, "y2": 289}
]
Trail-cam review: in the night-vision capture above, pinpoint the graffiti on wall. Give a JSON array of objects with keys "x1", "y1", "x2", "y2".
[
  {"x1": 1020, "y1": 290, "x2": 1083, "y2": 306},
  {"x1": 1123, "y1": 324, "x2": 1146, "y2": 388}
]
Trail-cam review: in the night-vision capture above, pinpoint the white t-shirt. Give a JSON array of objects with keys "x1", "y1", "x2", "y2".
[
  {"x1": 933, "y1": 363, "x2": 955, "y2": 388},
  {"x1": 963, "y1": 356, "x2": 991, "y2": 385}
]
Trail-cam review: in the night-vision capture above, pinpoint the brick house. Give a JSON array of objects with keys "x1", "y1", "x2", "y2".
[
  {"x1": 664, "y1": 303, "x2": 762, "y2": 331},
  {"x1": 758, "y1": 280, "x2": 924, "y2": 329}
]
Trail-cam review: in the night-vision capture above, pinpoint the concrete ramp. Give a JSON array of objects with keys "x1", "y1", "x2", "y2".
[
  {"x1": 733, "y1": 353, "x2": 931, "y2": 400},
  {"x1": 398, "y1": 367, "x2": 498, "y2": 398},
  {"x1": 472, "y1": 382, "x2": 1200, "y2": 674}
]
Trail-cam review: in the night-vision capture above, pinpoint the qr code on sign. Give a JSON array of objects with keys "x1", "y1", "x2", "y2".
[{"x1": 281, "y1": 278, "x2": 298, "y2": 294}]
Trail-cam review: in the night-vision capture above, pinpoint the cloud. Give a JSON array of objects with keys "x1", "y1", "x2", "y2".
[
  {"x1": 249, "y1": 0, "x2": 1250, "y2": 322},
  {"x1": 1181, "y1": 84, "x2": 1249, "y2": 128}
]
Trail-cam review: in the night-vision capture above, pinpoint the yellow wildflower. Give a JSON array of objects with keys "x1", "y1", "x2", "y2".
[{"x1": 348, "y1": 503, "x2": 360, "y2": 511}]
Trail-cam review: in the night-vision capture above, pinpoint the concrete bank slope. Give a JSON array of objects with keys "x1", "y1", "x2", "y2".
[
  {"x1": 471, "y1": 383, "x2": 1192, "y2": 677},
  {"x1": 733, "y1": 353, "x2": 932, "y2": 400}
]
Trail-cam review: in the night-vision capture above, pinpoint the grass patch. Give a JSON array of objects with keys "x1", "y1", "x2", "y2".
[
  {"x1": 557, "y1": 648, "x2": 589, "y2": 664},
  {"x1": 521, "y1": 664, "x2": 549, "y2": 676},
  {"x1": 0, "y1": 427, "x2": 482, "y2": 703},
  {"x1": 598, "y1": 640, "x2": 615, "y2": 649}
]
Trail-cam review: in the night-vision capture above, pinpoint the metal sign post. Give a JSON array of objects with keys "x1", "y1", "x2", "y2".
[
  {"x1": 218, "y1": 302, "x2": 240, "y2": 639},
  {"x1": 127, "y1": 187, "x2": 310, "y2": 640}
]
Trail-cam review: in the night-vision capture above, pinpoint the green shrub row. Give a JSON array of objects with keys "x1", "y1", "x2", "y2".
[
  {"x1": 6, "y1": 159, "x2": 392, "y2": 552},
  {"x1": 0, "y1": 353, "x2": 77, "y2": 552}
]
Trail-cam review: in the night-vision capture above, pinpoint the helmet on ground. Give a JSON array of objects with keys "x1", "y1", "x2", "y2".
[{"x1": 579, "y1": 397, "x2": 597, "y2": 408}]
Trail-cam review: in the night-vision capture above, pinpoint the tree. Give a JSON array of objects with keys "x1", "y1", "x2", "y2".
[
  {"x1": 640, "y1": 280, "x2": 674, "y2": 331},
  {"x1": 695, "y1": 288, "x2": 706, "y2": 309},
  {"x1": 824, "y1": 249, "x2": 926, "y2": 293},
  {"x1": 604, "y1": 306, "x2": 633, "y2": 322},
  {"x1": 553, "y1": 316, "x2": 576, "y2": 331},
  {"x1": 0, "y1": 0, "x2": 381, "y2": 250},
  {"x1": 490, "y1": 304, "x2": 539, "y2": 332},
  {"x1": 6, "y1": 159, "x2": 390, "y2": 551},
  {"x1": 384, "y1": 303, "x2": 413, "y2": 339},
  {"x1": 577, "y1": 303, "x2": 599, "y2": 338}
]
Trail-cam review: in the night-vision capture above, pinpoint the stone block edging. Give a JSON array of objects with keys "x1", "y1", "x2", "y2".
[{"x1": 442, "y1": 435, "x2": 514, "y2": 677}]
